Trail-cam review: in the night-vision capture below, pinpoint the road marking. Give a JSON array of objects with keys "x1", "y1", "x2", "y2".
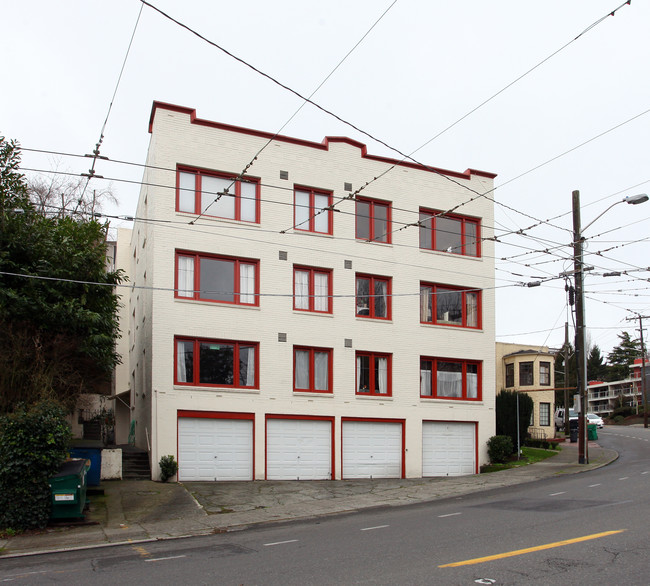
[
  {"x1": 132, "y1": 545, "x2": 151, "y2": 558},
  {"x1": 549, "y1": 492, "x2": 566, "y2": 496},
  {"x1": 439, "y1": 530, "x2": 625, "y2": 568},
  {"x1": 264, "y1": 539, "x2": 299, "y2": 547},
  {"x1": 145, "y1": 555, "x2": 187, "y2": 563},
  {"x1": 589, "y1": 484, "x2": 601, "y2": 488},
  {"x1": 619, "y1": 477, "x2": 629, "y2": 481},
  {"x1": 642, "y1": 471, "x2": 649, "y2": 475},
  {"x1": 438, "y1": 513, "x2": 462, "y2": 518},
  {"x1": 361, "y1": 525, "x2": 390, "y2": 531}
]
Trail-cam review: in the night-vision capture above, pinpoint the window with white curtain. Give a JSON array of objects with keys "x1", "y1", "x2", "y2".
[
  {"x1": 294, "y1": 347, "x2": 332, "y2": 392},
  {"x1": 420, "y1": 282, "x2": 481, "y2": 329},
  {"x1": 175, "y1": 337, "x2": 258, "y2": 388},
  {"x1": 294, "y1": 187, "x2": 332, "y2": 234},
  {"x1": 356, "y1": 352, "x2": 391, "y2": 396},
  {"x1": 176, "y1": 251, "x2": 258, "y2": 305},
  {"x1": 293, "y1": 266, "x2": 332, "y2": 313},
  {"x1": 420, "y1": 357, "x2": 481, "y2": 400},
  {"x1": 177, "y1": 168, "x2": 259, "y2": 222}
]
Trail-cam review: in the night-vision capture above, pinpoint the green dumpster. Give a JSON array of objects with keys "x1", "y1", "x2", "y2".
[
  {"x1": 49, "y1": 458, "x2": 90, "y2": 519},
  {"x1": 587, "y1": 423, "x2": 598, "y2": 441}
]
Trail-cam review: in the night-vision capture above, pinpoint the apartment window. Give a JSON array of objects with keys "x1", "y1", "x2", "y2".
[
  {"x1": 177, "y1": 167, "x2": 259, "y2": 222},
  {"x1": 519, "y1": 361, "x2": 534, "y2": 386},
  {"x1": 294, "y1": 346, "x2": 332, "y2": 393},
  {"x1": 540, "y1": 361, "x2": 551, "y2": 386},
  {"x1": 293, "y1": 266, "x2": 332, "y2": 313},
  {"x1": 420, "y1": 283, "x2": 480, "y2": 328},
  {"x1": 505, "y1": 363, "x2": 514, "y2": 388},
  {"x1": 175, "y1": 251, "x2": 258, "y2": 305},
  {"x1": 356, "y1": 198, "x2": 391, "y2": 243},
  {"x1": 420, "y1": 357, "x2": 481, "y2": 400},
  {"x1": 175, "y1": 337, "x2": 258, "y2": 388},
  {"x1": 294, "y1": 186, "x2": 333, "y2": 234},
  {"x1": 356, "y1": 274, "x2": 391, "y2": 319},
  {"x1": 539, "y1": 402, "x2": 551, "y2": 426},
  {"x1": 419, "y1": 208, "x2": 480, "y2": 257},
  {"x1": 356, "y1": 352, "x2": 391, "y2": 396}
]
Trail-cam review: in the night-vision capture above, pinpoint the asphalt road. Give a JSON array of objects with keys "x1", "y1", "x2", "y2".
[{"x1": 2, "y1": 427, "x2": 649, "y2": 585}]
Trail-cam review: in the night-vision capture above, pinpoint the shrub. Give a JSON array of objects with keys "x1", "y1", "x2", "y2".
[
  {"x1": 613, "y1": 415, "x2": 625, "y2": 424},
  {"x1": 159, "y1": 455, "x2": 178, "y2": 482},
  {"x1": 487, "y1": 435, "x2": 513, "y2": 464},
  {"x1": 0, "y1": 400, "x2": 71, "y2": 530}
]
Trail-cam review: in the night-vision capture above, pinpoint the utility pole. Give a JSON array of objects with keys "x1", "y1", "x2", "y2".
[
  {"x1": 572, "y1": 190, "x2": 588, "y2": 464},
  {"x1": 626, "y1": 314, "x2": 649, "y2": 428}
]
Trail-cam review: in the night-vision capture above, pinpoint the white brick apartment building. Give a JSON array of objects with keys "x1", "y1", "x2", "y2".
[{"x1": 124, "y1": 101, "x2": 497, "y2": 481}]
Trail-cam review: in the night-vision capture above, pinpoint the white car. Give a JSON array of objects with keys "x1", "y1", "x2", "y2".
[{"x1": 586, "y1": 413, "x2": 604, "y2": 428}]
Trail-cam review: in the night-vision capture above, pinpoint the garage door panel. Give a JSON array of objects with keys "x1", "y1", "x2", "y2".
[
  {"x1": 267, "y1": 419, "x2": 332, "y2": 480},
  {"x1": 178, "y1": 417, "x2": 253, "y2": 481},
  {"x1": 423, "y1": 422, "x2": 475, "y2": 477},
  {"x1": 342, "y1": 421, "x2": 402, "y2": 479}
]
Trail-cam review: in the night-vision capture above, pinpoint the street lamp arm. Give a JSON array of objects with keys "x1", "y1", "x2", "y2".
[{"x1": 581, "y1": 194, "x2": 648, "y2": 234}]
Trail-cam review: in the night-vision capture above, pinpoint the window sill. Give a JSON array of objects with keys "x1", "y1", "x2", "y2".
[
  {"x1": 173, "y1": 386, "x2": 261, "y2": 395},
  {"x1": 355, "y1": 317, "x2": 393, "y2": 323},
  {"x1": 420, "y1": 397, "x2": 483, "y2": 403},
  {"x1": 356, "y1": 394, "x2": 393, "y2": 401},
  {"x1": 419, "y1": 322, "x2": 482, "y2": 332},
  {"x1": 174, "y1": 298, "x2": 261, "y2": 310},
  {"x1": 418, "y1": 248, "x2": 482, "y2": 261},
  {"x1": 293, "y1": 391, "x2": 334, "y2": 397},
  {"x1": 175, "y1": 211, "x2": 261, "y2": 227},
  {"x1": 293, "y1": 310, "x2": 334, "y2": 317}
]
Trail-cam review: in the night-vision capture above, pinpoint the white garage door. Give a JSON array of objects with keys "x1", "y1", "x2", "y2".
[
  {"x1": 342, "y1": 421, "x2": 402, "y2": 479},
  {"x1": 422, "y1": 421, "x2": 475, "y2": 477},
  {"x1": 266, "y1": 419, "x2": 332, "y2": 480},
  {"x1": 178, "y1": 417, "x2": 253, "y2": 481}
]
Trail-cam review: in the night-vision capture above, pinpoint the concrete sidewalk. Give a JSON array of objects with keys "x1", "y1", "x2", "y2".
[{"x1": 0, "y1": 440, "x2": 616, "y2": 558}]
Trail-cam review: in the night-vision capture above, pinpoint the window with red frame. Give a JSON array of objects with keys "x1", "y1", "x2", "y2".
[
  {"x1": 356, "y1": 198, "x2": 391, "y2": 243},
  {"x1": 420, "y1": 283, "x2": 481, "y2": 328},
  {"x1": 294, "y1": 346, "x2": 332, "y2": 393},
  {"x1": 294, "y1": 187, "x2": 333, "y2": 234},
  {"x1": 293, "y1": 266, "x2": 332, "y2": 313},
  {"x1": 177, "y1": 167, "x2": 259, "y2": 222},
  {"x1": 356, "y1": 274, "x2": 391, "y2": 319},
  {"x1": 176, "y1": 251, "x2": 258, "y2": 305},
  {"x1": 420, "y1": 357, "x2": 481, "y2": 400},
  {"x1": 419, "y1": 208, "x2": 480, "y2": 257},
  {"x1": 356, "y1": 352, "x2": 391, "y2": 396},
  {"x1": 175, "y1": 337, "x2": 258, "y2": 388}
]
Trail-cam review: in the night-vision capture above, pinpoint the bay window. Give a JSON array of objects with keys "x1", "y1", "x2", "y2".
[
  {"x1": 420, "y1": 357, "x2": 481, "y2": 400},
  {"x1": 175, "y1": 337, "x2": 258, "y2": 388},
  {"x1": 177, "y1": 167, "x2": 259, "y2": 222},
  {"x1": 176, "y1": 251, "x2": 258, "y2": 305}
]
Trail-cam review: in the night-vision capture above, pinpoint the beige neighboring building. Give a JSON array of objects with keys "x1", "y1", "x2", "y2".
[
  {"x1": 496, "y1": 343, "x2": 556, "y2": 440},
  {"x1": 120, "y1": 101, "x2": 498, "y2": 481}
]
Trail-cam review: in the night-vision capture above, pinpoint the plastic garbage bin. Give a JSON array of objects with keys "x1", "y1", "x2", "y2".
[
  {"x1": 588, "y1": 423, "x2": 598, "y2": 441},
  {"x1": 49, "y1": 458, "x2": 90, "y2": 519},
  {"x1": 569, "y1": 419, "x2": 579, "y2": 443},
  {"x1": 70, "y1": 447, "x2": 101, "y2": 486}
]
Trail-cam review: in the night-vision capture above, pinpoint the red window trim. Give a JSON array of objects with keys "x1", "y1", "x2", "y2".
[
  {"x1": 176, "y1": 166, "x2": 261, "y2": 223},
  {"x1": 265, "y1": 415, "x2": 335, "y2": 480},
  {"x1": 355, "y1": 197, "x2": 392, "y2": 243},
  {"x1": 293, "y1": 346, "x2": 333, "y2": 393},
  {"x1": 293, "y1": 185, "x2": 333, "y2": 234},
  {"x1": 420, "y1": 282, "x2": 482, "y2": 329},
  {"x1": 175, "y1": 250, "x2": 259, "y2": 306},
  {"x1": 355, "y1": 351, "x2": 392, "y2": 396},
  {"x1": 341, "y1": 417, "x2": 405, "y2": 479},
  {"x1": 420, "y1": 356, "x2": 482, "y2": 401},
  {"x1": 174, "y1": 336, "x2": 259, "y2": 389},
  {"x1": 419, "y1": 207, "x2": 481, "y2": 257},
  {"x1": 355, "y1": 273, "x2": 391, "y2": 320},
  {"x1": 293, "y1": 265, "x2": 333, "y2": 313}
]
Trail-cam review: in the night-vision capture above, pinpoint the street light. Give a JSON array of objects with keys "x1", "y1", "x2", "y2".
[{"x1": 573, "y1": 191, "x2": 648, "y2": 464}]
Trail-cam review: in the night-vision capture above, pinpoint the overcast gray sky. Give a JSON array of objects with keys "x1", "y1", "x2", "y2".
[{"x1": 3, "y1": 0, "x2": 650, "y2": 356}]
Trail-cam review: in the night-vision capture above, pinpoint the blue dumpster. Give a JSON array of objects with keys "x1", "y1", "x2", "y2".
[{"x1": 70, "y1": 447, "x2": 101, "y2": 486}]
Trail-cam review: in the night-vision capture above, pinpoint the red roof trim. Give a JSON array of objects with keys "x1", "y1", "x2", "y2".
[{"x1": 149, "y1": 101, "x2": 497, "y2": 180}]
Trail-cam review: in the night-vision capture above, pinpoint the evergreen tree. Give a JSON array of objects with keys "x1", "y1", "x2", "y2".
[
  {"x1": 606, "y1": 331, "x2": 642, "y2": 381},
  {"x1": 587, "y1": 344, "x2": 607, "y2": 382},
  {"x1": 496, "y1": 390, "x2": 534, "y2": 453}
]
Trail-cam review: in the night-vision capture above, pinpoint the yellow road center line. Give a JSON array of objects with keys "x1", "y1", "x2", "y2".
[{"x1": 439, "y1": 530, "x2": 625, "y2": 568}]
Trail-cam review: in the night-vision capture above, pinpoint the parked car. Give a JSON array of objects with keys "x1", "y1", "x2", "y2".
[
  {"x1": 555, "y1": 408, "x2": 578, "y2": 431},
  {"x1": 586, "y1": 413, "x2": 604, "y2": 428}
]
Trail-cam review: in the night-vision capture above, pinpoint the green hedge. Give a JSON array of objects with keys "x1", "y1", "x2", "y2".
[{"x1": 0, "y1": 401, "x2": 71, "y2": 530}]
